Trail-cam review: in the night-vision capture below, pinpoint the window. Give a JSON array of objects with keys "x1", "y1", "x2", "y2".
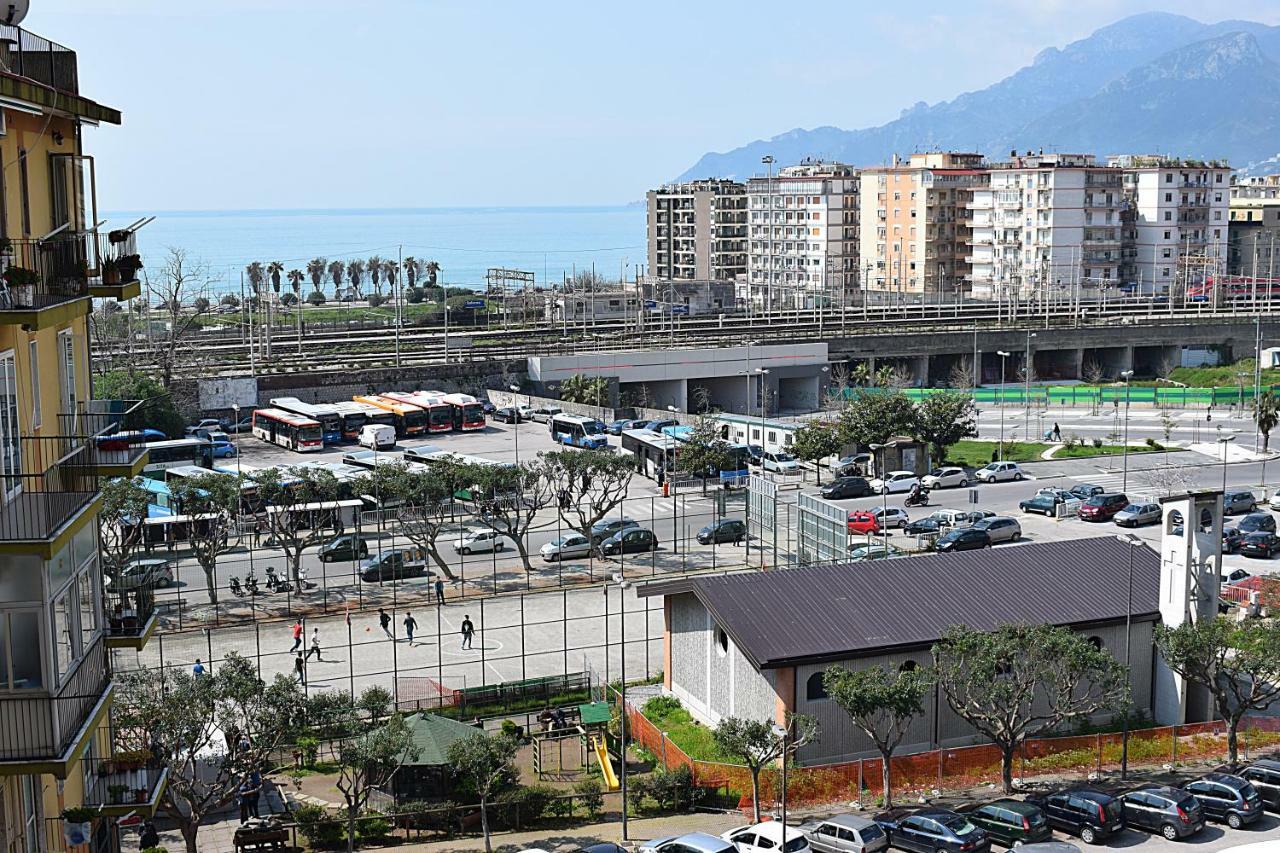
[
  {"x1": 0, "y1": 350, "x2": 19, "y2": 500},
  {"x1": 806, "y1": 671, "x2": 828, "y2": 701},
  {"x1": 26, "y1": 341, "x2": 39, "y2": 430},
  {"x1": 58, "y1": 330, "x2": 78, "y2": 415},
  {"x1": 1087, "y1": 636, "x2": 1104, "y2": 650},
  {"x1": 1164, "y1": 211, "x2": 1172, "y2": 221},
  {"x1": 1165, "y1": 193, "x2": 1172, "y2": 202},
  {"x1": 78, "y1": 573, "x2": 97, "y2": 651},
  {"x1": 20, "y1": 774, "x2": 39, "y2": 853},
  {"x1": 17, "y1": 149, "x2": 30, "y2": 235},
  {"x1": 900, "y1": 659, "x2": 919, "y2": 672},
  {"x1": 715, "y1": 626, "x2": 729, "y2": 656},
  {"x1": 51, "y1": 590, "x2": 76, "y2": 680}
]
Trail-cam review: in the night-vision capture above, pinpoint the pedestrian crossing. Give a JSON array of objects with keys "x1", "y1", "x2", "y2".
[{"x1": 1066, "y1": 472, "x2": 1160, "y2": 501}]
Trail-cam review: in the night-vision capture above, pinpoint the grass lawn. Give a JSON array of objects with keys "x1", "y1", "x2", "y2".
[
  {"x1": 1052, "y1": 443, "x2": 1163, "y2": 459},
  {"x1": 947, "y1": 440, "x2": 1051, "y2": 467},
  {"x1": 1167, "y1": 360, "x2": 1280, "y2": 388},
  {"x1": 640, "y1": 696, "x2": 734, "y2": 763}
]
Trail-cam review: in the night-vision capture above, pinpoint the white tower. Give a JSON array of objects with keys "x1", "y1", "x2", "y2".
[{"x1": 1154, "y1": 491, "x2": 1223, "y2": 724}]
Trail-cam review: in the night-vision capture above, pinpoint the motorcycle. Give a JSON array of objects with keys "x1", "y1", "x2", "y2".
[
  {"x1": 904, "y1": 489, "x2": 929, "y2": 508},
  {"x1": 228, "y1": 577, "x2": 246, "y2": 597},
  {"x1": 243, "y1": 571, "x2": 260, "y2": 596},
  {"x1": 264, "y1": 566, "x2": 293, "y2": 594}
]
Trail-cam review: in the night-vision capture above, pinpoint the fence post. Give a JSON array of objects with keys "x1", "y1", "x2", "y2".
[
  {"x1": 1096, "y1": 733, "x2": 1102, "y2": 773},
  {"x1": 1172, "y1": 724, "x2": 1178, "y2": 766}
]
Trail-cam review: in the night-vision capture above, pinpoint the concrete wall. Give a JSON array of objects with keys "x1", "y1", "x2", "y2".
[{"x1": 668, "y1": 592, "x2": 779, "y2": 725}]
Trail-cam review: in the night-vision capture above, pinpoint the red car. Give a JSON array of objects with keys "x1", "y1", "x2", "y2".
[
  {"x1": 848, "y1": 510, "x2": 882, "y2": 534},
  {"x1": 1077, "y1": 493, "x2": 1130, "y2": 522}
]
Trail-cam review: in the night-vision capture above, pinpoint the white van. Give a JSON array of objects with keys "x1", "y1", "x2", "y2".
[{"x1": 357, "y1": 424, "x2": 396, "y2": 450}]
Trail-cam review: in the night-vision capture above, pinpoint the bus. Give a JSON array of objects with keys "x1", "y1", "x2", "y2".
[
  {"x1": 252, "y1": 408, "x2": 325, "y2": 453},
  {"x1": 383, "y1": 391, "x2": 455, "y2": 434},
  {"x1": 142, "y1": 438, "x2": 214, "y2": 478},
  {"x1": 269, "y1": 397, "x2": 343, "y2": 445},
  {"x1": 352, "y1": 395, "x2": 429, "y2": 438},
  {"x1": 549, "y1": 413, "x2": 609, "y2": 450},
  {"x1": 662, "y1": 425, "x2": 751, "y2": 484},
  {"x1": 620, "y1": 429, "x2": 677, "y2": 480},
  {"x1": 329, "y1": 401, "x2": 370, "y2": 441},
  {"x1": 441, "y1": 393, "x2": 486, "y2": 431}
]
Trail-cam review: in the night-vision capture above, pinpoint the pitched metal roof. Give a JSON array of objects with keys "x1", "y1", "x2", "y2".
[{"x1": 645, "y1": 536, "x2": 1161, "y2": 670}]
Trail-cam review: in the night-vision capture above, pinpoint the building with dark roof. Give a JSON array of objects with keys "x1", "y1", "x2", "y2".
[{"x1": 639, "y1": 536, "x2": 1166, "y2": 767}]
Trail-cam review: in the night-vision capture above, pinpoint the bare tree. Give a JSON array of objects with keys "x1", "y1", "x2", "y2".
[
  {"x1": 143, "y1": 247, "x2": 216, "y2": 387},
  {"x1": 1138, "y1": 462, "x2": 1197, "y2": 498},
  {"x1": 1082, "y1": 360, "x2": 1106, "y2": 385},
  {"x1": 1157, "y1": 354, "x2": 1178, "y2": 380},
  {"x1": 946, "y1": 357, "x2": 975, "y2": 390}
]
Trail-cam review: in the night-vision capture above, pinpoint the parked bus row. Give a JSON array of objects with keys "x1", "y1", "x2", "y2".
[{"x1": 257, "y1": 391, "x2": 487, "y2": 451}]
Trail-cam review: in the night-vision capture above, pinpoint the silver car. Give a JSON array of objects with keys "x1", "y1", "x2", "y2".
[
  {"x1": 972, "y1": 515, "x2": 1022, "y2": 544},
  {"x1": 540, "y1": 533, "x2": 593, "y2": 562},
  {"x1": 1224, "y1": 490, "x2": 1258, "y2": 515},
  {"x1": 799, "y1": 814, "x2": 890, "y2": 853},
  {"x1": 1114, "y1": 502, "x2": 1161, "y2": 527},
  {"x1": 111, "y1": 558, "x2": 175, "y2": 591}
]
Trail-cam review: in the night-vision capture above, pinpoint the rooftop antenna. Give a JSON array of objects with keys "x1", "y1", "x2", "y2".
[{"x1": 3, "y1": 1, "x2": 29, "y2": 26}]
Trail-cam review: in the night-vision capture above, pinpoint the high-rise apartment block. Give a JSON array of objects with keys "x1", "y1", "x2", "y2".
[
  {"x1": 858, "y1": 152, "x2": 985, "y2": 296},
  {"x1": 646, "y1": 180, "x2": 747, "y2": 282},
  {"x1": 746, "y1": 160, "x2": 859, "y2": 306},
  {"x1": 1109, "y1": 155, "x2": 1231, "y2": 293},
  {"x1": 967, "y1": 153, "x2": 1124, "y2": 299},
  {"x1": 1229, "y1": 175, "x2": 1280, "y2": 277}
]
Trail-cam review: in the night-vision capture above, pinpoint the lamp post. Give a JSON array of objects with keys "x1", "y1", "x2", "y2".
[
  {"x1": 1120, "y1": 370, "x2": 1134, "y2": 492},
  {"x1": 612, "y1": 573, "x2": 631, "y2": 840},
  {"x1": 996, "y1": 351, "x2": 1010, "y2": 459},
  {"x1": 1217, "y1": 429, "x2": 1236, "y2": 492},
  {"x1": 509, "y1": 384, "x2": 521, "y2": 465},
  {"x1": 1114, "y1": 532, "x2": 1141, "y2": 779},
  {"x1": 1023, "y1": 331, "x2": 1036, "y2": 442},
  {"x1": 772, "y1": 721, "x2": 790, "y2": 845},
  {"x1": 870, "y1": 442, "x2": 888, "y2": 547},
  {"x1": 231, "y1": 404, "x2": 242, "y2": 476}
]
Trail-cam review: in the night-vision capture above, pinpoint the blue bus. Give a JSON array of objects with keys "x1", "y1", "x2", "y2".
[{"x1": 549, "y1": 413, "x2": 609, "y2": 450}]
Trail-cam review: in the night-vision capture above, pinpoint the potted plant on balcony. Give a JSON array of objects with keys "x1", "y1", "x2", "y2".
[
  {"x1": 107, "y1": 783, "x2": 130, "y2": 805},
  {"x1": 135, "y1": 786, "x2": 150, "y2": 804},
  {"x1": 61, "y1": 806, "x2": 96, "y2": 846},
  {"x1": 117, "y1": 254, "x2": 142, "y2": 281},
  {"x1": 2, "y1": 265, "x2": 38, "y2": 306},
  {"x1": 113, "y1": 748, "x2": 151, "y2": 771}
]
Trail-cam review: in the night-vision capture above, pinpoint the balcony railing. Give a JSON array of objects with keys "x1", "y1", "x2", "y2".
[
  {"x1": 0, "y1": 436, "x2": 99, "y2": 542},
  {"x1": 106, "y1": 583, "x2": 156, "y2": 647},
  {"x1": 59, "y1": 399, "x2": 147, "y2": 438},
  {"x1": 82, "y1": 751, "x2": 167, "y2": 816},
  {"x1": 0, "y1": 639, "x2": 107, "y2": 762},
  {"x1": 0, "y1": 25, "x2": 78, "y2": 94},
  {"x1": 0, "y1": 234, "x2": 92, "y2": 311}
]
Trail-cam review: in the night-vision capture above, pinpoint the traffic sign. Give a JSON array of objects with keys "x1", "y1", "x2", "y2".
[{"x1": 463, "y1": 300, "x2": 486, "y2": 309}]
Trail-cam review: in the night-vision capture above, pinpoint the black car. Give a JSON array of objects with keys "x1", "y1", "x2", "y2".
[
  {"x1": 873, "y1": 808, "x2": 989, "y2": 853},
  {"x1": 1238, "y1": 758, "x2": 1280, "y2": 810},
  {"x1": 1239, "y1": 531, "x2": 1280, "y2": 558},
  {"x1": 904, "y1": 518, "x2": 944, "y2": 536},
  {"x1": 1185, "y1": 772, "x2": 1264, "y2": 827},
  {"x1": 822, "y1": 477, "x2": 875, "y2": 500},
  {"x1": 493, "y1": 407, "x2": 523, "y2": 423},
  {"x1": 590, "y1": 517, "x2": 639, "y2": 544},
  {"x1": 318, "y1": 533, "x2": 369, "y2": 563},
  {"x1": 936, "y1": 528, "x2": 991, "y2": 553},
  {"x1": 1118, "y1": 784, "x2": 1204, "y2": 840},
  {"x1": 959, "y1": 799, "x2": 1051, "y2": 847},
  {"x1": 600, "y1": 527, "x2": 658, "y2": 556},
  {"x1": 1025, "y1": 789, "x2": 1125, "y2": 844},
  {"x1": 1069, "y1": 483, "x2": 1105, "y2": 500},
  {"x1": 746, "y1": 445, "x2": 765, "y2": 466},
  {"x1": 697, "y1": 518, "x2": 746, "y2": 545},
  {"x1": 480, "y1": 400, "x2": 496, "y2": 415},
  {"x1": 1235, "y1": 512, "x2": 1277, "y2": 534}
]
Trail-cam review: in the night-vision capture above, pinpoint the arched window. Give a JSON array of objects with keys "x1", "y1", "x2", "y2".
[
  {"x1": 899, "y1": 659, "x2": 919, "y2": 673},
  {"x1": 1087, "y1": 636, "x2": 1104, "y2": 651},
  {"x1": 806, "y1": 672, "x2": 828, "y2": 702},
  {"x1": 715, "y1": 627, "x2": 729, "y2": 657}
]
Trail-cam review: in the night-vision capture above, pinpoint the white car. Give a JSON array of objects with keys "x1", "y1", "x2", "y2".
[
  {"x1": 529, "y1": 406, "x2": 561, "y2": 423},
  {"x1": 920, "y1": 466, "x2": 969, "y2": 489},
  {"x1": 974, "y1": 460, "x2": 1024, "y2": 483},
  {"x1": 516, "y1": 404, "x2": 535, "y2": 421},
  {"x1": 723, "y1": 821, "x2": 812, "y2": 853},
  {"x1": 870, "y1": 470, "x2": 919, "y2": 494},
  {"x1": 870, "y1": 506, "x2": 909, "y2": 528},
  {"x1": 357, "y1": 423, "x2": 396, "y2": 450},
  {"x1": 1222, "y1": 567, "x2": 1252, "y2": 587},
  {"x1": 452, "y1": 530, "x2": 507, "y2": 555},
  {"x1": 762, "y1": 451, "x2": 800, "y2": 473}
]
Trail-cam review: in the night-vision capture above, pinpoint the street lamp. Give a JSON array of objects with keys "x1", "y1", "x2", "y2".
[
  {"x1": 1120, "y1": 370, "x2": 1134, "y2": 492},
  {"x1": 771, "y1": 721, "x2": 790, "y2": 845},
  {"x1": 996, "y1": 352, "x2": 1010, "y2": 459},
  {"x1": 1023, "y1": 332, "x2": 1037, "y2": 442},
  {"x1": 231, "y1": 404, "x2": 242, "y2": 475},
  {"x1": 1217, "y1": 429, "x2": 1236, "y2": 492},
  {"x1": 1114, "y1": 532, "x2": 1141, "y2": 779},
  {"x1": 509, "y1": 384, "x2": 521, "y2": 465},
  {"x1": 612, "y1": 572, "x2": 631, "y2": 840},
  {"x1": 870, "y1": 442, "x2": 889, "y2": 548}
]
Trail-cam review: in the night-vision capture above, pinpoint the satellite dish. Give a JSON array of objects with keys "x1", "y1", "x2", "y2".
[{"x1": 2, "y1": 1, "x2": 28, "y2": 26}]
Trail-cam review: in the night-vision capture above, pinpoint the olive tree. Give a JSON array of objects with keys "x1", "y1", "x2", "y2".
[
  {"x1": 914, "y1": 391, "x2": 978, "y2": 464},
  {"x1": 673, "y1": 415, "x2": 736, "y2": 493},
  {"x1": 791, "y1": 420, "x2": 842, "y2": 485},
  {"x1": 542, "y1": 449, "x2": 634, "y2": 553},
  {"x1": 447, "y1": 732, "x2": 519, "y2": 853},
  {"x1": 355, "y1": 461, "x2": 463, "y2": 580},
  {"x1": 465, "y1": 458, "x2": 557, "y2": 572},
  {"x1": 254, "y1": 466, "x2": 341, "y2": 585},
  {"x1": 168, "y1": 472, "x2": 244, "y2": 604},
  {"x1": 335, "y1": 713, "x2": 420, "y2": 852},
  {"x1": 712, "y1": 714, "x2": 818, "y2": 823},
  {"x1": 99, "y1": 476, "x2": 152, "y2": 578}
]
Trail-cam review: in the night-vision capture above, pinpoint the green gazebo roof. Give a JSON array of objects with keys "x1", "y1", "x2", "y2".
[{"x1": 401, "y1": 713, "x2": 485, "y2": 766}]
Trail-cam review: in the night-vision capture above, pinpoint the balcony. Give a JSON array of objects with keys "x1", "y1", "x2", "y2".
[
  {"x1": 0, "y1": 234, "x2": 95, "y2": 328},
  {"x1": 0, "y1": 639, "x2": 111, "y2": 773},
  {"x1": 58, "y1": 399, "x2": 151, "y2": 476},
  {"x1": 90, "y1": 229, "x2": 143, "y2": 301},
  {"x1": 0, "y1": 437, "x2": 100, "y2": 556},
  {"x1": 105, "y1": 583, "x2": 157, "y2": 650},
  {"x1": 82, "y1": 752, "x2": 169, "y2": 818}
]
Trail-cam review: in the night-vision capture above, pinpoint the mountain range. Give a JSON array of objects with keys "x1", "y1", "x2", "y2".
[{"x1": 674, "y1": 12, "x2": 1280, "y2": 183}]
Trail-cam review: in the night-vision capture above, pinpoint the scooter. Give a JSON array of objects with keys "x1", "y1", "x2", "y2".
[
  {"x1": 904, "y1": 489, "x2": 929, "y2": 508},
  {"x1": 243, "y1": 571, "x2": 260, "y2": 596},
  {"x1": 265, "y1": 566, "x2": 293, "y2": 594},
  {"x1": 228, "y1": 577, "x2": 247, "y2": 597}
]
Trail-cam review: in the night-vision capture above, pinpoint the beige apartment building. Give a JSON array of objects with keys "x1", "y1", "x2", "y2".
[
  {"x1": 1229, "y1": 176, "x2": 1280, "y2": 277},
  {"x1": 646, "y1": 179, "x2": 747, "y2": 282},
  {"x1": 859, "y1": 152, "x2": 986, "y2": 297}
]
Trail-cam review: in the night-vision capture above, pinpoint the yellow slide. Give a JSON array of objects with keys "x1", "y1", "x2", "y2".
[{"x1": 590, "y1": 734, "x2": 620, "y2": 791}]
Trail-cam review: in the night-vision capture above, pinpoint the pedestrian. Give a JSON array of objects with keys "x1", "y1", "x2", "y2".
[
  {"x1": 403, "y1": 612, "x2": 417, "y2": 645},
  {"x1": 192, "y1": 658, "x2": 205, "y2": 676},
  {"x1": 251, "y1": 517, "x2": 262, "y2": 549},
  {"x1": 238, "y1": 777, "x2": 255, "y2": 823},
  {"x1": 294, "y1": 652, "x2": 306, "y2": 685},
  {"x1": 289, "y1": 619, "x2": 303, "y2": 653},
  {"x1": 248, "y1": 769, "x2": 263, "y2": 818},
  {"x1": 305, "y1": 628, "x2": 322, "y2": 662},
  {"x1": 990, "y1": 448, "x2": 999, "y2": 464},
  {"x1": 1052, "y1": 422, "x2": 1062, "y2": 442},
  {"x1": 378, "y1": 608, "x2": 392, "y2": 638},
  {"x1": 538, "y1": 706, "x2": 554, "y2": 732},
  {"x1": 553, "y1": 707, "x2": 567, "y2": 730},
  {"x1": 138, "y1": 820, "x2": 159, "y2": 849},
  {"x1": 734, "y1": 525, "x2": 744, "y2": 546},
  {"x1": 434, "y1": 577, "x2": 445, "y2": 605},
  {"x1": 461, "y1": 613, "x2": 475, "y2": 649}
]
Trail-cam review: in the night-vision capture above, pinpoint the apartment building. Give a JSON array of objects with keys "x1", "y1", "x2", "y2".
[
  {"x1": 967, "y1": 153, "x2": 1125, "y2": 300},
  {"x1": 0, "y1": 23, "x2": 159, "y2": 853},
  {"x1": 646, "y1": 179, "x2": 747, "y2": 282},
  {"x1": 1228, "y1": 176, "x2": 1280, "y2": 277},
  {"x1": 746, "y1": 160, "x2": 859, "y2": 308},
  {"x1": 1109, "y1": 155, "x2": 1231, "y2": 293},
  {"x1": 859, "y1": 152, "x2": 986, "y2": 297}
]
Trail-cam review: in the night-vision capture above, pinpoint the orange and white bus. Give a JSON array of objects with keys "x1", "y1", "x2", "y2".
[
  {"x1": 251, "y1": 408, "x2": 325, "y2": 452},
  {"x1": 383, "y1": 391, "x2": 455, "y2": 434},
  {"x1": 352, "y1": 395, "x2": 429, "y2": 438}
]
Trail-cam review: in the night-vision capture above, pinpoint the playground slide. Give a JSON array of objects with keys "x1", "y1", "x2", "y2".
[{"x1": 591, "y1": 735, "x2": 620, "y2": 791}]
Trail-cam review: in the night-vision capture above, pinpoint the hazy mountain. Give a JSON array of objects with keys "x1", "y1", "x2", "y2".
[{"x1": 673, "y1": 12, "x2": 1280, "y2": 182}]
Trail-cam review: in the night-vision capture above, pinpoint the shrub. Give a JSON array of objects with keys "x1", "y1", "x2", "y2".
[
  {"x1": 356, "y1": 813, "x2": 392, "y2": 843},
  {"x1": 141, "y1": 847, "x2": 169, "y2": 853},
  {"x1": 367, "y1": 293, "x2": 386, "y2": 308},
  {"x1": 219, "y1": 294, "x2": 240, "y2": 307},
  {"x1": 500, "y1": 718, "x2": 521, "y2": 740},
  {"x1": 391, "y1": 799, "x2": 457, "y2": 833},
  {"x1": 648, "y1": 765, "x2": 702, "y2": 812},
  {"x1": 573, "y1": 778, "x2": 603, "y2": 818},
  {"x1": 292, "y1": 803, "x2": 343, "y2": 848},
  {"x1": 406, "y1": 286, "x2": 424, "y2": 304},
  {"x1": 544, "y1": 794, "x2": 574, "y2": 819},
  {"x1": 306, "y1": 290, "x2": 327, "y2": 306},
  {"x1": 280, "y1": 292, "x2": 298, "y2": 306},
  {"x1": 295, "y1": 735, "x2": 320, "y2": 767},
  {"x1": 1144, "y1": 437, "x2": 1161, "y2": 450},
  {"x1": 1092, "y1": 437, "x2": 1104, "y2": 448},
  {"x1": 491, "y1": 784, "x2": 558, "y2": 828},
  {"x1": 643, "y1": 695, "x2": 683, "y2": 716}
]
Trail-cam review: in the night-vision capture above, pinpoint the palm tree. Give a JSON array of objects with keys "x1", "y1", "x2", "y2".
[
  {"x1": 366, "y1": 255, "x2": 382, "y2": 297},
  {"x1": 346, "y1": 260, "x2": 365, "y2": 299},
  {"x1": 381, "y1": 259, "x2": 398, "y2": 293},
  {"x1": 403, "y1": 256, "x2": 418, "y2": 289},
  {"x1": 307, "y1": 257, "x2": 327, "y2": 291},
  {"x1": 425, "y1": 260, "x2": 440, "y2": 287},
  {"x1": 267, "y1": 261, "x2": 284, "y2": 294},
  {"x1": 327, "y1": 260, "x2": 345, "y2": 298},
  {"x1": 1255, "y1": 390, "x2": 1279, "y2": 451},
  {"x1": 245, "y1": 261, "x2": 266, "y2": 295},
  {"x1": 287, "y1": 269, "x2": 304, "y2": 295}
]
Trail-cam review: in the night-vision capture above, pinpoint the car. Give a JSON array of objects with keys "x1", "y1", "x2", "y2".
[
  {"x1": 799, "y1": 814, "x2": 889, "y2": 853},
  {"x1": 872, "y1": 807, "x2": 989, "y2": 853},
  {"x1": 723, "y1": 821, "x2": 812, "y2": 853},
  {"x1": 974, "y1": 461, "x2": 1023, "y2": 483},
  {"x1": 1234, "y1": 512, "x2": 1277, "y2": 535},
  {"x1": 958, "y1": 799, "x2": 1052, "y2": 847},
  {"x1": 1238, "y1": 531, "x2": 1280, "y2": 558},
  {"x1": 359, "y1": 550, "x2": 428, "y2": 582},
  {"x1": 745, "y1": 445, "x2": 765, "y2": 466},
  {"x1": 1270, "y1": 492, "x2": 1280, "y2": 511},
  {"x1": 318, "y1": 533, "x2": 369, "y2": 563},
  {"x1": 606, "y1": 418, "x2": 632, "y2": 435},
  {"x1": 1015, "y1": 846, "x2": 1080, "y2": 853},
  {"x1": 1114, "y1": 502, "x2": 1161, "y2": 527},
  {"x1": 540, "y1": 533, "x2": 593, "y2": 562},
  {"x1": 1237, "y1": 758, "x2": 1280, "y2": 810},
  {"x1": 480, "y1": 400, "x2": 496, "y2": 415},
  {"x1": 830, "y1": 453, "x2": 874, "y2": 472},
  {"x1": 530, "y1": 406, "x2": 562, "y2": 423},
  {"x1": 936, "y1": 528, "x2": 991, "y2": 552},
  {"x1": 1019, "y1": 492, "x2": 1067, "y2": 516},
  {"x1": 452, "y1": 530, "x2": 507, "y2": 555},
  {"x1": 928, "y1": 509, "x2": 991, "y2": 528},
  {"x1": 697, "y1": 518, "x2": 746, "y2": 545},
  {"x1": 493, "y1": 407, "x2": 523, "y2": 423},
  {"x1": 358, "y1": 423, "x2": 396, "y2": 450},
  {"x1": 643, "y1": 418, "x2": 678, "y2": 433},
  {"x1": 211, "y1": 439, "x2": 238, "y2": 458},
  {"x1": 971, "y1": 516, "x2": 1021, "y2": 544},
  {"x1": 1077, "y1": 493, "x2": 1129, "y2": 522},
  {"x1": 1185, "y1": 772, "x2": 1264, "y2": 827},
  {"x1": 185, "y1": 418, "x2": 225, "y2": 435},
  {"x1": 871, "y1": 471, "x2": 920, "y2": 495},
  {"x1": 847, "y1": 543, "x2": 905, "y2": 561},
  {"x1": 1225, "y1": 490, "x2": 1259, "y2": 515},
  {"x1": 871, "y1": 506, "x2": 909, "y2": 529},
  {"x1": 763, "y1": 451, "x2": 800, "y2": 473},
  {"x1": 111, "y1": 557, "x2": 175, "y2": 591},
  {"x1": 903, "y1": 517, "x2": 943, "y2": 536},
  {"x1": 1024, "y1": 789, "x2": 1125, "y2": 844},
  {"x1": 590, "y1": 517, "x2": 639, "y2": 544},
  {"x1": 1069, "y1": 483, "x2": 1105, "y2": 500},
  {"x1": 848, "y1": 510, "x2": 882, "y2": 534},
  {"x1": 515, "y1": 404, "x2": 535, "y2": 420},
  {"x1": 920, "y1": 467, "x2": 970, "y2": 489},
  {"x1": 600, "y1": 527, "x2": 658, "y2": 556},
  {"x1": 822, "y1": 477, "x2": 875, "y2": 500},
  {"x1": 1118, "y1": 784, "x2": 1204, "y2": 840},
  {"x1": 639, "y1": 832, "x2": 736, "y2": 853},
  {"x1": 1223, "y1": 528, "x2": 1244, "y2": 553},
  {"x1": 1221, "y1": 567, "x2": 1252, "y2": 587}
]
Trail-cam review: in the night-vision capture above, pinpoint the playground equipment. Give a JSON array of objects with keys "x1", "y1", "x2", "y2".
[{"x1": 590, "y1": 732, "x2": 620, "y2": 791}]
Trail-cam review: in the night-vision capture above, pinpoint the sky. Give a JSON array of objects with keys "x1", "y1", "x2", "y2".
[{"x1": 31, "y1": 0, "x2": 1280, "y2": 211}]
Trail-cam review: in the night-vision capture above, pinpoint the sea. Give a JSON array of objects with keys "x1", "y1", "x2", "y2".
[{"x1": 104, "y1": 205, "x2": 646, "y2": 295}]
